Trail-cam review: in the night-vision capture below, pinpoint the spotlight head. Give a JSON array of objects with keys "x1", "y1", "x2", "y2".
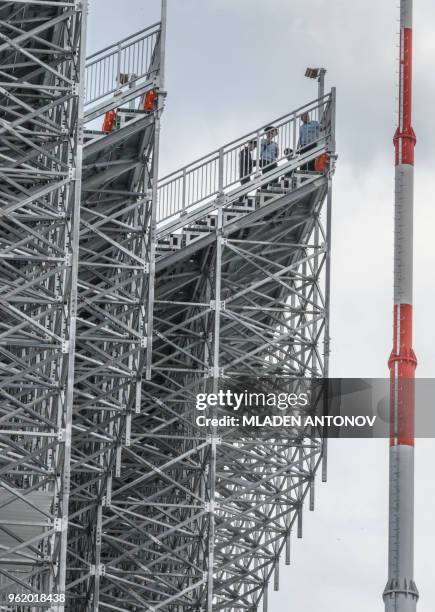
[
  {"x1": 305, "y1": 67, "x2": 320, "y2": 79},
  {"x1": 305, "y1": 67, "x2": 327, "y2": 81}
]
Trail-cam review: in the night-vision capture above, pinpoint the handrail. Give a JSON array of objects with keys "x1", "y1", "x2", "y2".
[
  {"x1": 84, "y1": 24, "x2": 161, "y2": 109},
  {"x1": 157, "y1": 93, "x2": 333, "y2": 223},
  {"x1": 86, "y1": 22, "x2": 160, "y2": 61}
]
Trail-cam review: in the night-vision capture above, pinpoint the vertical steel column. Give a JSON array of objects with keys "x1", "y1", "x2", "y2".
[
  {"x1": 318, "y1": 68, "x2": 326, "y2": 122},
  {"x1": 58, "y1": 0, "x2": 88, "y2": 597},
  {"x1": 322, "y1": 86, "x2": 335, "y2": 483},
  {"x1": 146, "y1": 0, "x2": 167, "y2": 379},
  {"x1": 207, "y1": 149, "x2": 224, "y2": 611},
  {"x1": 384, "y1": 1, "x2": 419, "y2": 610}
]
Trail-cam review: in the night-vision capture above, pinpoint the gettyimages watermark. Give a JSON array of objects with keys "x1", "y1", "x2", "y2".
[
  {"x1": 195, "y1": 389, "x2": 376, "y2": 429},
  {"x1": 189, "y1": 378, "x2": 435, "y2": 438}
]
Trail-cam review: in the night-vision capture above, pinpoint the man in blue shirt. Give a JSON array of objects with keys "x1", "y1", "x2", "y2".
[
  {"x1": 260, "y1": 126, "x2": 279, "y2": 174},
  {"x1": 299, "y1": 112, "x2": 319, "y2": 171}
]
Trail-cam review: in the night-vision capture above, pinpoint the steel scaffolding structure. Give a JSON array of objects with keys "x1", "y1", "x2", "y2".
[
  {"x1": 67, "y1": 11, "x2": 166, "y2": 612},
  {"x1": 0, "y1": 2, "x2": 336, "y2": 610},
  {"x1": 0, "y1": 0, "x2": 86, "y2": 602},
  {"x1": 133, "y1": 93, "x2": 336, "y2": 610}
]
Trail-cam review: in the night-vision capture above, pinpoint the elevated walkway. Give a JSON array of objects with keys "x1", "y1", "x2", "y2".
[
  {"x1": 156, "y1": 93, "x2": 334, "y2": 263},
  {"x1": 84, "y1": 24, "x2": 161, "y2": 123}
]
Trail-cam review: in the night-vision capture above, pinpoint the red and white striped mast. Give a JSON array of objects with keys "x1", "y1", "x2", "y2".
[{"x1": 383, "y1": 1, "x2": 419, "y2": 610}]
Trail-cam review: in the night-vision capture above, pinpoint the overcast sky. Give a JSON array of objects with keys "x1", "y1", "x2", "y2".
[{"x1": 89, "y1": 1, "x2": 435, "y2": 610}]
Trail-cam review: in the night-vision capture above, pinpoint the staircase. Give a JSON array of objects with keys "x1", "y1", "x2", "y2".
[{"x1": 156, "y1": 94, "x2": 334, "y2": 262}]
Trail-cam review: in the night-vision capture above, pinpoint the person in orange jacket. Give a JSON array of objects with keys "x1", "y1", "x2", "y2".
[
  {"x1": 314, "y1": 153, "x2": 328, "y2": 172},
  {"x1": 102, "y1": 109, "x2": 117, "y2": 133},
  {"x1": 143, "y1": 89, "x2": 157, "y2": 112}
]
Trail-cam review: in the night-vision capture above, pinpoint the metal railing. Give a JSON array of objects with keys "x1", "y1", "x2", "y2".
[
  {"x1": 85, "y1": 23, "x2": 161, "y2": 110},
  {"x1": 157, "y1": 93, "x2": 334, "y2": 223}
]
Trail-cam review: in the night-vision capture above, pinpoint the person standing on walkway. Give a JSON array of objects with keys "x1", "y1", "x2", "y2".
[
  {"x1": 299, "y1": 112, "x2": 319, "y2": 171},
  {"x1": 260, "y1": 126, "x2": 279, "y2": 174},
  {"x1": 239, "y1": 140, "x2": 257, "y2": 185}
]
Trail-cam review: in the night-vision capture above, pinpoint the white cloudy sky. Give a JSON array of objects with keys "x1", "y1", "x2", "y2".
[{"x1": 89, "y1": 1, "x2": 435, "y2": 609}]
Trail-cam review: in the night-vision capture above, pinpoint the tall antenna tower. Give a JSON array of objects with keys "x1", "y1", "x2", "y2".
[{"x1": 384, "y1": 0, "x2": 419, "y2": 610}]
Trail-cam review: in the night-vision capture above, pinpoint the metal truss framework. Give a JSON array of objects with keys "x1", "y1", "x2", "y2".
[
  {"x1": 0, "y1": 0, "x2": 86, "y2": 602},
  {"x1": 0, "y1": 1, "x2": 336, "y2": 609},
  {"x1": 85, "y1": 94, "x2": 336, "y2": 611}
]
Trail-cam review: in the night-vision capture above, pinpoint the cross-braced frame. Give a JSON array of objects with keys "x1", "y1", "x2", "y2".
[
  {"x1": 0, "y1": 0, "x2": 87, "y2": 602},
  {"x1": 65, "y1": 7, "x2": 167, "y2": 610}
]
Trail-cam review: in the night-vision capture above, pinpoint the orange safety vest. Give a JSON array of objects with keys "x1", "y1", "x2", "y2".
[
  {"x1": 314, "y1": 154, "x2": 328, "y2": 172},
  {"x1": 102, "y1": 109, "x2": 117, "y2": 133},
  {"x1": 143, "y1": 89, "x2": 157, "y2": 112}
]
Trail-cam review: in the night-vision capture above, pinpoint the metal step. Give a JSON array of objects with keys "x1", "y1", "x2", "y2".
[{"x1": 183, "y1": 226, "x2": 211, "y2": 246}]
